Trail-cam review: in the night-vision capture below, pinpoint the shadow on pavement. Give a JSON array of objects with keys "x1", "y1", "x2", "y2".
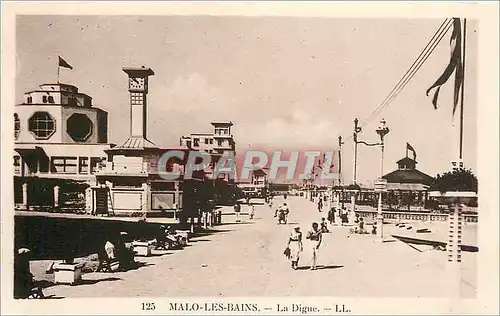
[
  {"x1": 297, "y1": 265, "x2": 344, "y2": 270},
  {"x1": 191, "y1": 229, "x2": 233, "y2": 238},
  {"x1": 382, "y1": 239, "x2": 397, "y2": 243},
  {"x1": 37, "y1": 279, "x2": 57, "y2": 290},
  {"x1": 78, "y1": 277, "x2": 122, "y2": 286},
  {"x1": 43, "y1": 294, "x2": 65, "y2": 299},
  {"x1": 37, "y1": 276, "x2": 122, "y2": 289},
  {"x1": 217, "y1": 222, "x2": 254, "y2": 226},
  {"x1": 189, "y1": 239, "x2": 211, "y2": 243},
  {"x1": 148, "y1": 252, "x2": 173, "y2": 257},
  {"x1": 127, "y1": 262, "x2": 154, "y2": 271}
]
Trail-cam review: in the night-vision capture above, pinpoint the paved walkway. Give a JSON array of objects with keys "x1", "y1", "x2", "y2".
[{"x1": 38, "y1": 196, "x2": 476, "y2": 298}]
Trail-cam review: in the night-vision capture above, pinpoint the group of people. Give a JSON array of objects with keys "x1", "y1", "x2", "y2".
[
  {"x1": 283, "y1": 196, "x2": 380, "y2": 271},
  {"x1": 234, "y1": 201, "x2": 255, "y2": 222},
  {"x1": 316, "y1": 197, "x2": 351, "y2": 226},
  {"x1": 326, "y1": 206, "x2": 350, "y2": 226},
  {"x1": 352, "y1": 214, "x2": 377, "y2": 235},
  {"x1": 285, "y1": 222, "x2": 323, "y2": 270}
]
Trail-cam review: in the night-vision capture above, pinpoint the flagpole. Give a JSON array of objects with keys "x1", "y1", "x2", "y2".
[
  {"x1": 459, "y1": 19, "x2": 467, "y2": 161},
  {"x1": 57, "y1": 57, "x2": 60, "y2": 83}
]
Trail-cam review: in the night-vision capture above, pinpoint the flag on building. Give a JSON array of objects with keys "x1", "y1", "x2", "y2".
[
  {"x1": 425, "y1": 18, "x2": 463, "y2": 116},
  {"x1": 406, "y1": 142, "x2": 417, "y2": 161},
  {"x1": 58, "y1": 56, "x2": 73, "y2": 70}
]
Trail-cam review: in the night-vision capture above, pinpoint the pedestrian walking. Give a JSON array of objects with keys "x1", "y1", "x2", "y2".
[
  {"x1": 328, "y1": 207, "x2": 336, "y2": 225},
  {"x1": 234, "y1": 202, "x2": 241, "y2": 222},
  {"x1": 341, "y1": 207, "x2": 349, "y2": 226},
  {"x1": 286, "y1": 225, "x2": 303, "y2": 270},
  {"x1": 249, "y1": 203, "x2": 255, "y2": 220},
  {"x1": 320, "y1": 217, "x2": 329, "y2": 233},
  {"x1": 306, "y1": 222, "x2": 322, "y2": 270},
  {"x1": 275, "y1": 203, "x2": 289, "y2": 224},
  {"x1": 317, "y1": 198, "x2": 323, "y2": 212}
]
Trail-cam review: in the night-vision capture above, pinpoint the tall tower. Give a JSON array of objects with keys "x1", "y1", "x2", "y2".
[{"x1": 122, "y1": 66, "x2": 155, "y2": 139}]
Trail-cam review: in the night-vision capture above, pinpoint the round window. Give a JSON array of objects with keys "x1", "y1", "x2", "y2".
[
  {"x1": 28, "y1": 111, "x2": 56, "y2": 139},
  {"x1": 67, "y1": 113, "x2": 93, "y2": 142}
]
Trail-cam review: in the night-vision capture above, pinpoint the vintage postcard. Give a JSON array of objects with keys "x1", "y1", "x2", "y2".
[{"x1": 1, "y1": 1, "x2": 498, "y2": 315}]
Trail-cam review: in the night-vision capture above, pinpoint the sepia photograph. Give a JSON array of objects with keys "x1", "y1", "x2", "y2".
[{"x1": 1, "y1": 2, "x2": 498, "y2": 315}]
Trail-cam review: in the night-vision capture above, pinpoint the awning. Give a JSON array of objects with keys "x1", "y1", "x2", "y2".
[{"x1": 14, "y1": 146, "x2": 46, "y2": 157}]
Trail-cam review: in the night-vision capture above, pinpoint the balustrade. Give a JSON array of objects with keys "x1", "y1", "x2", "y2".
[{"x1": 355, "y1": 210, "x2": 477, "y2": 223}]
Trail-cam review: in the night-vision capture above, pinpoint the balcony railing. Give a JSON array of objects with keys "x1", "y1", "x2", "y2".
[
  {"x1": 355, "y1": 209, "x2": 478, "y2": 223},
  {"x1": 97, "y1": 161, "x2": 184, "y2": 176},
  {"x1": 213, "y1": 134, "x2": 233, "y2": 139},
  {"x1": 214, "y1": 144, "x2": 234, "y2": 150},
  {"x1": 98, "y1": 162, "x2": 149, "y2": 175}
]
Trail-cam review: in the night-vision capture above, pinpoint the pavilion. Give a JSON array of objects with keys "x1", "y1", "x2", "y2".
[{"x1": 382, "y1": 157, "x2": 435, "y2": 211}]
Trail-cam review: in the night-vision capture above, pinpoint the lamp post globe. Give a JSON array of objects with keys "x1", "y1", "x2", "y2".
[{"x1": 376, "y1": 118, "x2": 390, "y2": 141}]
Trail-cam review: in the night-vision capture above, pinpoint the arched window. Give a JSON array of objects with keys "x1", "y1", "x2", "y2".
[{"x1": 14, "y1": 113, "x2": 20, "y2": 140}]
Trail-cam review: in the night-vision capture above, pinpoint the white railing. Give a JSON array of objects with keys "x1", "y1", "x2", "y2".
[
  {"x1": 355, "y1": 209, "x2": 478, "y2": 223},
  {"x1": 99, "y1": 162, "x2": 149, "y2": 175},
  {"x1": 98, "y1": 161, "x2": 185, "y2": 176}
]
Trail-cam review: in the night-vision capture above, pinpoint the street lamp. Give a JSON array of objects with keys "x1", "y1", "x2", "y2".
[
  {"x1": 354, "y1": 118, "x2": 390, "y2": 238},
  {"x1": 375, "y1": 119, "x2": 390, "y2": 239}
]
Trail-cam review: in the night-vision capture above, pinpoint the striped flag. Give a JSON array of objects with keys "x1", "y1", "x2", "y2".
[{"x1": 426, "y1": 18, "x2": 463, "y2": 116}]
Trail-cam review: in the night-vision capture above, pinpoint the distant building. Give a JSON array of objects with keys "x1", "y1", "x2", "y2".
[
  {"x1": 180, "y1": 121, "x2": 236, "y2": 184},
  {"x1": 238, "y1": 169, "x2": 268, "y2": 198},
  {"x1": 13, "y1": 82, "x2": 111, "y2": 208},
  {"x1": 180, "y1": 132, "x2": 214, "y2": 154},
  {"x1": 251, "y1": 169, "x2": 267, "y2": 186},
  {"x1": 180, "y1": 121, "x2": 235, "y2": 155}
]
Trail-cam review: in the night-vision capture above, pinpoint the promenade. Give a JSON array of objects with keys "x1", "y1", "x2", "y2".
[{"x1": 33, "y1": 196, "x2": 477, "y2": 298}]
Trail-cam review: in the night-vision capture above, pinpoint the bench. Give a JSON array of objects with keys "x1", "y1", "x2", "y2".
[{"x1": 53, "y1": 262, "x2": 82, "y2": 285}]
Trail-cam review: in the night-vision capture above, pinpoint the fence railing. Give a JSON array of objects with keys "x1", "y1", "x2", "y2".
[{"x1": 355, "y1": 210, "x2": 478, "y2": 223}]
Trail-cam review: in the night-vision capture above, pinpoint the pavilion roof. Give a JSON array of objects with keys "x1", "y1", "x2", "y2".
[
  {"x1": 252, "y1": 169, "x2": 267, "y2": 176},
  {"x1": 382, "y1": 169, "x2": 434, "y2": 185}
]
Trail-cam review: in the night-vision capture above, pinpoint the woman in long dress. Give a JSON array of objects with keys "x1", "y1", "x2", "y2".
[{"x1": 287, "y1": 226, "x2": 303, "y2": 270}]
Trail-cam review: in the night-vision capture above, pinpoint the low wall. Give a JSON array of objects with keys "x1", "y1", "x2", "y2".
[
  {"x1": 14, "y1": 214, "x2": 180, "y2": 260},
  {"x1": 355, "y1": 210, "x2": 478, "y2": 223}
]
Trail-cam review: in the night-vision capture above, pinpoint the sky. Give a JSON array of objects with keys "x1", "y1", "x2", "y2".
[{"x1": 15, "y1": 16, "x2": 477, "y2": 186}]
